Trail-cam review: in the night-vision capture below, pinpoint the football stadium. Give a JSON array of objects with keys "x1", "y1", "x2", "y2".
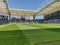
[{"x1": 0, "y1": 0, "x2": 60, "y2": 45}]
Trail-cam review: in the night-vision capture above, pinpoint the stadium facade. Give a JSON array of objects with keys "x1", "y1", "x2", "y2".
[{"x1": 0, "y1": 0, "x2": 60, "y2": 24}]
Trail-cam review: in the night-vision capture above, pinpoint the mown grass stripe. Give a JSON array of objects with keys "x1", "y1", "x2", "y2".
[
  {"x1": 0, "y1": 24, "x2": 60, "y2": 45},
  {"x1": 16, "y1": 24, "x2": 38, "y2": 30},
  {"x1": 0, "y1": 24, "x2": 11, "y2": 28},
  {"x1": 24, "y1": 24, "x2": 60, "y2": 29},
  {"x1": 0, "y1": 24, "x2": 31, "y2": 45},
  {"x1": 0, "y1": 24, "x2": 19, "y2": 31}
]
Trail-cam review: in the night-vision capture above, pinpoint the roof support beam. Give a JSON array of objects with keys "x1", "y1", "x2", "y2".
[{"x1": 5, "y1": 0, "x2": 11, "y2": 22}]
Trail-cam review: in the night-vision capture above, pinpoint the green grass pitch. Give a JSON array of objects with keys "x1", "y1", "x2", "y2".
[{"x1": 0, "y1": 24, "x2": 60, "y2": 45}]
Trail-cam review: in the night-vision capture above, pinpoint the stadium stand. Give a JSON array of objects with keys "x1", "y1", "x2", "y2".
[
  {"x1": 0, "y1": 0, "x2": 60, "y2": 24},
  {"x1": 44, "y1": 11, "x2": 60, "y2": 23}
]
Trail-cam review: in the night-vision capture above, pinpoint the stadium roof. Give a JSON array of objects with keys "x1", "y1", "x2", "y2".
[
  {"x1": 0, "y1": 0, "x2": 60, "y2": 16},
  {"x1": 37, "y1": 0, "x2": 60, "y2": 15},
  {"x1": 9, "y1": 8, "x2": 37, "y2": 16},
  {"x1": 0, "y1": 0, "x2": 8, "y2": 14}
]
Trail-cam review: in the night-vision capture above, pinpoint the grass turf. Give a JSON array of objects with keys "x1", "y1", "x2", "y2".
[{"x1": 0, "y1": 24, "x2": 60, "y2": 45}]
